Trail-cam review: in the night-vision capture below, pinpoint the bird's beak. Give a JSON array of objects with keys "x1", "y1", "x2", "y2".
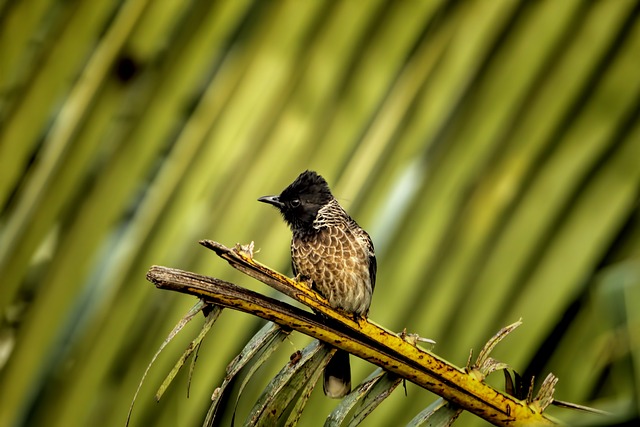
[{"x1": 258, "y1": 195, "x2": 284, "y2": 208}]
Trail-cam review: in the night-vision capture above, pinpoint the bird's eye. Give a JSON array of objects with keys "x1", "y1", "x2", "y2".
[{"x1": 290, "y1": 199, "x2": 301, "y2": 208}]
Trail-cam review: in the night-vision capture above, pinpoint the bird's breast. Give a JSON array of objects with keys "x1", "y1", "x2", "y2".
[{"x1": 291, "y1": 226, "x2": 372, "y2": 315}]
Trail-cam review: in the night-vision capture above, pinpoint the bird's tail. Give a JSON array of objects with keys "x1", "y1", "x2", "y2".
[{"x1": 324, "y1": 348, "x2": 351, "y2": 398}]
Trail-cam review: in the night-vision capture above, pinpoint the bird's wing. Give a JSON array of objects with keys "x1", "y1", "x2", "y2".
[
  {"x1": 345, "y1": 214, "x2": 377, "y2": 292},
  {"x1": 368, "y1": 249, "x2": 377, "y2": 292}
]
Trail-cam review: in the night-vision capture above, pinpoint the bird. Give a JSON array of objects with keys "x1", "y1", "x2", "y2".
[{"x1": 258, "y1": 170, "x2": 376, "y2": 398}]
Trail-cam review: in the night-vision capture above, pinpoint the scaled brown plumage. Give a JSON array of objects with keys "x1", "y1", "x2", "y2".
[{"x1": 258, "y1": 170, "x2": 376, "y2": 398}]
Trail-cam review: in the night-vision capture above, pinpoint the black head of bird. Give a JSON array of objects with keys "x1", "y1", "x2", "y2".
[{"x1": 257, "y1": 170, "x2": 333, "y2": 231}]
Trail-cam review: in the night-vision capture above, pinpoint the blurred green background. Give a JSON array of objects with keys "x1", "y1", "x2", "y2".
[{"x1": 1, "y1": 1, "x2": 639, "y2": 426}]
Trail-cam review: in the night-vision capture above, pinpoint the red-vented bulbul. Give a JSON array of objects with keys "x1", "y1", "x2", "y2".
[{"x1": 258, "y1": 170, "x2": 376, "y2": 398}]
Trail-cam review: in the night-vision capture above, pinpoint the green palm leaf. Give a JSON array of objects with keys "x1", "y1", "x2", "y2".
[{"x1": 1, "y1": 1, "x2": 638, "y2": 426}]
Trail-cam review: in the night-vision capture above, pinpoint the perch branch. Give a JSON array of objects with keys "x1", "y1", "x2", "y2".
[{"x1": 147, "y1": 240, "x2": 556, "y2": 426}]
